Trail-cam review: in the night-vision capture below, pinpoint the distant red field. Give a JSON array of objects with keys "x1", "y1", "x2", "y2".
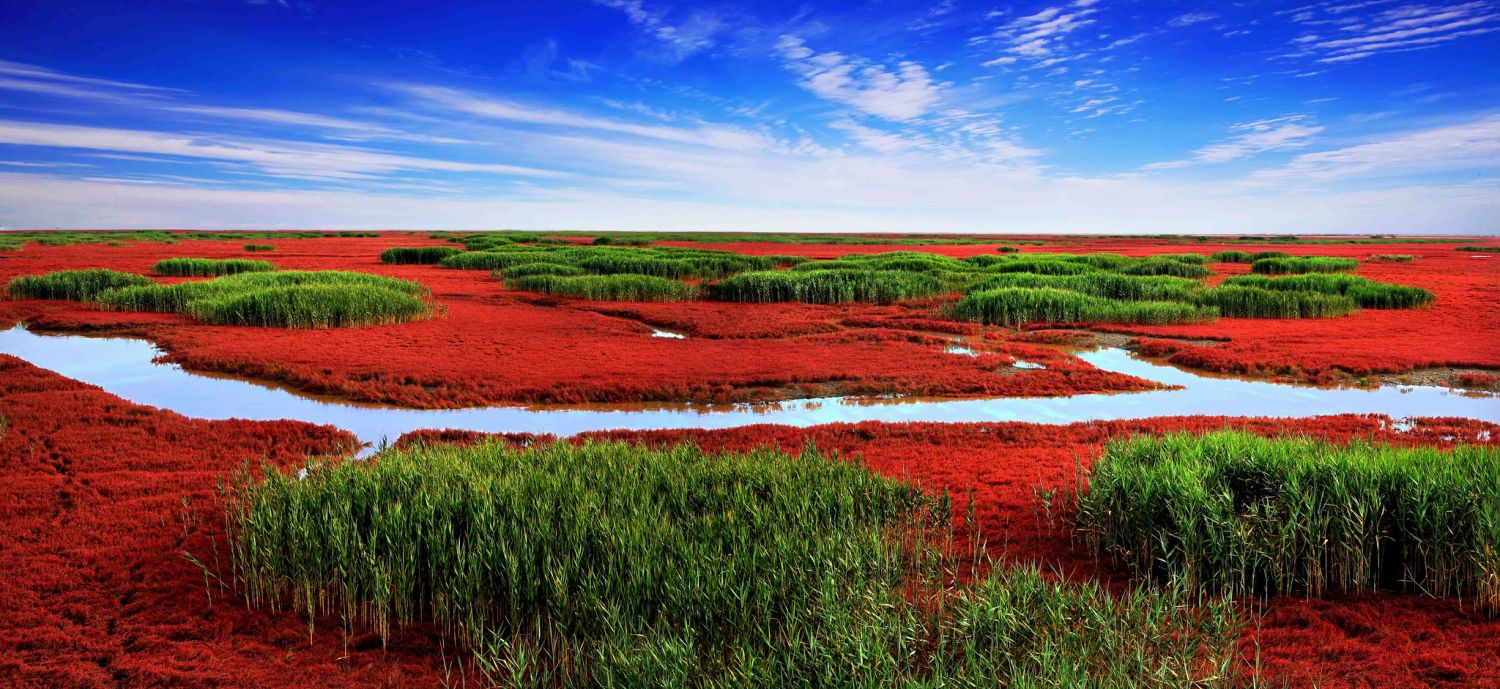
[
  {"x1": 1, "y1": 230, "x2": 1497, "y2": 688},
  {"x1": 1, "y1": 233, "x2": 1495, "y2": 406}
]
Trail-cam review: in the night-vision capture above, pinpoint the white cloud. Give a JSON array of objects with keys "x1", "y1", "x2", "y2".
[
  {"x1": 3, "y1": 168, "x2": 1493, "y2": 235},
  {"x1": 776, "y1": 36, "x2": 944, "y2": 121},
  {"x1": 1144, "y1": 115, "x2": 1324, "y2": 169},
  {"x1": 1248, "y1": 114, "x2": 1500, "y2": 182},
  {"x1": 1169, "y1": 12, "x2": 1216, "y2": 27},
  {"x1": 0, "y1": 59, "x2": 182, "y2": 93},
  {"x1": 989, "y1": 4, "x2": 1099, "y2": 59},
  {"x1": 393, "y1": 84, "x2": 770, "y2": 151},
  {"x1": 595, "y1": 0, "x2": 725, "y2": 62},
  {"x1": 1286, "y1": 2, "x2": 1499, "y2": 62},
  {"x1": 0, "y1": 120, "x2": 561, "y2": 181}
]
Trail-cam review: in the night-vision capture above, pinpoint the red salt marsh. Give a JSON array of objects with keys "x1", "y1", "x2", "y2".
[{"x1": 2, "y1": 230, "x2": 1498, "y2": 688}]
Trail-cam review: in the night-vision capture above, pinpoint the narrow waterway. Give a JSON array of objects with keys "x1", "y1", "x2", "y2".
[{"x1": 1, "y1": 325, "x2": 1494, "y2": 454}]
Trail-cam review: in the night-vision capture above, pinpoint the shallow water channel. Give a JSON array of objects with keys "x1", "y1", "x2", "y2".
[{"x1": 2, "y1": 325, "x2": 1495, "y2": 454}]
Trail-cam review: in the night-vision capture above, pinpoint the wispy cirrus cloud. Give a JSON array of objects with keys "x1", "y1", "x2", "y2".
[
  {"x1": 0, "y1": 120, "x2": 561, "y2": 181},
  {"x1": 390, "y1": 83, "x2": 772, "y2": 151},
  {"x1": 983, "y1": 1, "x2": 1100, "y2": 61},
  {"x1": 1143, "y1": 116, "x2": 1324, "y2": 170},
  {"x1": 1285, "y1": 1, "x2": 1500, "y2": 63},
  {"x1": 1247, "y1": 113, "x2": 1500, "y2": 182},
  {"x1": 775, "y1": 35, "x2": 945, "y2": 121},
  {"x1": 594, "y1": 0, "x2": 726, "y2": 62}
]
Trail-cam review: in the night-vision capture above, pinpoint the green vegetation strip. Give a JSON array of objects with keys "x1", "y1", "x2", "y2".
[
  {"x1": 242, "y1": 244, "x2": 276, "y2": 252},
  {"x1": 952, "y1": 287, "x2": 1216, "y2": 326},
  {"x1": 153, "y1": 258, "x2": 277, "y2": 277},
  {"x1": 224, "y1": 439, "x2": 1242, "y2": 686},
  {"x1": 1190, "y1": 286, "x2": 1357, "y2": 319},
  {"x1": 441, "y1": 244, "x2": 772, "y2": 279},
  {"x1": 1076, "y1": 431, "x2": 1500, "y2": 605},
  {"x1": 1222, "y1": 274, "x2": 1434, "y2": 309},
  {"x1": 5, "y1": 269, "x2": 153, "y2": 301},
  {"x1": 98, "y1": 271, "x2": 431, "y2": 328},
  {"x1": 1250, "y1": 256, "x2": 1359, "y2": 274},
  {"x1": 508, "y1": 274, "x2": 697, "y2": 302},
  {"x1": 379, "y1": 246, "x2": 464, "y2": 264},
  {"x1": 710, "y1": 269, "x2": 943, "y2": 304}
]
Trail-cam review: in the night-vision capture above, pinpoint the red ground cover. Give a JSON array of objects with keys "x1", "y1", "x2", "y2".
[
  {"x1": 4, "y1": 233, "x2": 1493, "y2": 408},
  {"x1": 2, "y1": 232, "x2": 1497, "y2": 688},
  {"x1": 3, "y1": 353, "x2": 1498, "y2": 688},
  {"x1": 5, "y1": 353, "x2": 1496, "y2": 688},
  {"x1": 0, "y1": 235, "x2": 1162, "y2": 407}
]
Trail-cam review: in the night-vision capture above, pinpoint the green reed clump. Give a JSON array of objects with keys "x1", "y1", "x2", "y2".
[
  {"x1": 6, "y1": 269, "x2": 153, "y2": 301},
  {"x1": 223, "y1": 439, "x2": 1244, "y2": 687},
  {"x1": 498, "y1": 262, "x2": 588, "y2": 279},
  {"x1": 1075, "y1": 430, "x2": 1500, "y2": 606},
  {"x1": 992, "y1": 259, "x2": 1100, "y2": 275},
  {"x1": 243, "y1": 244, "x2": 276, "y2": 252},
  {"x1": 710, "y1": 269, "x2": 943, "y2": 304},
  {"x1": 1222, "y1": 274, "x2": 1435, "y2": 309},
  {"x1": 592, "y1": 235, "x2": 652, "y2": 246},
  {"x1": 1456, "y1": 245, "x2": 1494, "y2": 252},
  {"x1": 997, "y1": 245, "x2": 1020, "y2": 253},
  {"x1": 97, "y1": 270, "x2": 430, "y2": 328},
  {"x1": 790, "y1": 253, "x2": 967, "y2": 274},
  {"x1": 1150, "y1": 253, "x2": 1210, "y2": 264},
  {"x1": 379, "y1": 246, "x2": 464, "y2": 264},
  {"x1": 1368, "y1": 254, "x2": 1414, "y2": 262},
  {"x1": 952, "y1": 287, "x2": 1216, "y2": 327},
  {"x1": 1062, "y1": 253, "x2": 1137, "y2": 269},
  {"x1": 441, "y1": 245, "x2": 771, "y2": 279},
  {"x1": 1209, "y1": 250, "x2": 1253, "y2": 263},
  {"x1": 970, "y1": 272, "x2": 1199, "y2": 302},
  {"x1": 1190, "y1": 286, "x2": 1357, "y2": 318},
  {"x1": 508, "y1": 274, "x2": 697, "y2": 301},
  {"x1": 188, "y1": 284, "x2": 429, "y2": 328},
  {"x1": 1119, "y1": 258, "x2": 1214, "y2": 279},
  {"x1": 441, "y1": 250, "x2": 556, "y2": 270},
  {"x1": 1250, "y1": 256, "x2": 1359, "y2": 274},
  {"x1": 766, "y1": 254, "x2": 812, "y2": 266},
  {"x1": 1250, "y1": 250, "x2": 1292, "y2": 260},
  {"x1": 152, "y1": 258, "x2": 277, "y2": 277}
]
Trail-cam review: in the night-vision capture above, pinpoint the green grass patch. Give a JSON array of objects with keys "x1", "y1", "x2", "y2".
[
  {"x1": 152, "y1": 258, "x2": 277, "y2": 277},
  {"x1": 497, "y1": 262, "x2": 588, "y2": 279},
  {"x1": 223, "y1": 438, "x2": 1243, "y2": 686},
  {"x1": 97, "y1": 270, "x2": 430, "y2": 328},
  {"x1": 591, "y1": 235, "x2": 652, "y2": 246},
  {"x1": 1457, "y1": 245, "x2": 1495, "y2": 252},
  {"x1": 710, "y1": 269, "x2": 943, "y2": 304},
  {"x1": 996, "y1": 245, "x2": 1020, "y2": 253},
  {"x1": 242, "y1": 244, "x2": 276, "y2": 252},
  {"x1": 1190, "y1": 286, "x2": 1358, "y2": 318},
  {"x1": 1075, "y1": 431, "x2": 1500, "y2": 605},
  {"x1": 1250, "y1": 256, "x2": 1359, "y2": 274},
  {"x1": 952, "y1": 287, "x2": 1216, "y2": 327},
  {"x1": 991, "y1": 259, "x2": 1100, "y2": 275},
  {"x1": 441, "y1": 245, "x2": 771, "y2": 279},
  {"x1": 1208, "y1": 250, "x2": 1253, "y2": 263},
  {"x1": 970, "y1": 272, "x2": 1199, "y2": 301},
  {"x1": 6, "y1": 269, "x2": 153, "y2": 301},
  {"x1": 1223, "y1": 274, "x2": 1434, "y2": 309},
  {"x1": 379, "y1": 246, "x2": 464, "y2": 264},
  {"x1": 1367, "y1": 254, "x2": 1414, "y2": 262},
  {"x1": 1119, "y1": 258, "x2": 1214, "y2": 279},
  {"x1": 508, "y1": 274, "x2": 697, "y2": 301}
]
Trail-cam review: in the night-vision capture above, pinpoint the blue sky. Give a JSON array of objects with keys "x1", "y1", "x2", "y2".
[{"x1": 0, "y1": 0, "x2": 1496, "y2": 233}]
